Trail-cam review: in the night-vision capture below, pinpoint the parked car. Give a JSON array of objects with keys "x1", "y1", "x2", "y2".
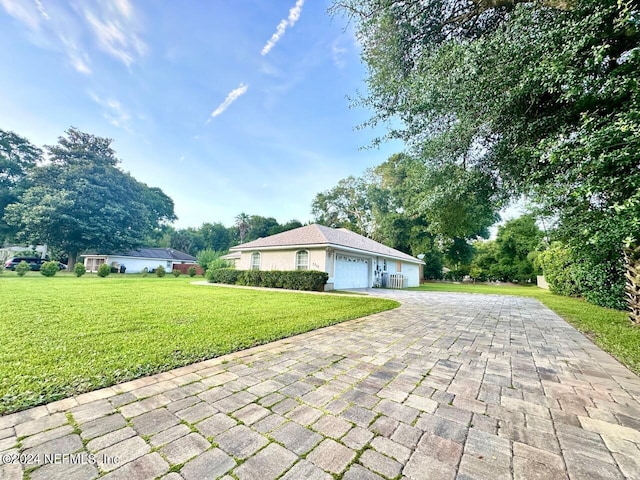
[
  {"x1": 3, "y1": 257, "x2": 67, "y2": 271},
  {"x1": 4, "y1": 257, "x2": 45, "y2": 271}
]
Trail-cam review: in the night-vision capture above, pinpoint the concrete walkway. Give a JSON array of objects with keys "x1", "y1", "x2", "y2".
[{"x1": 1, "y1": 290, "x2": 640, "y2": 480}]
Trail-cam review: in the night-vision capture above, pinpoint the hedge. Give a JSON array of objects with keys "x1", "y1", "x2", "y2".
[
  {"x1": 207, "y1": 268, "x2": 242, "y2": 285},
  {"x1": 207, "y1": 268, "x2": 328, "y2": 292}
]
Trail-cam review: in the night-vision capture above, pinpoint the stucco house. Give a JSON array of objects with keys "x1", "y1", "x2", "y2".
[
  {"x1": 220, "y1": 251, "x2": 240, "y2": 267},
  {"x1": 229, "y1": 224, "x2": 424, "y2": 290},
  {"x1": 82, "y1": 248, "x2": 196, "y2": 274}
]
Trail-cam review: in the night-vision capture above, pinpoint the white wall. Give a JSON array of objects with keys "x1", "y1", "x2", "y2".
[
  {"x1": 402, "y1": 263, "x2": 421, "y2": 287},
  {"x1": 107, "y1": 256, "x2": 174, "y2": 273},
  {"x1": 537, "y1": 275, "x2": 549, "y2": 290}
]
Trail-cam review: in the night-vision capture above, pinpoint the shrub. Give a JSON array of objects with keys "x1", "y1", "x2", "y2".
[
  {"x1": 537, "y1": 242, "x2": 580, "y2": 297},
  {"x1": 207, "y1": 268, "x2": 242, "y2": 284},
  {"x1": 208, "y1": 258, "x2": 230, "y2": 271},
  {"x1": 172, "y1": 269, "x2": 181, "y2": 277},
  {"x1": 239, "y1": 270, "x2": 262, "y2": 287},
  {"x1": 572, "y1": 259, "x2": 626, "y2": 310},
  {"x1": 423, "y1": 251, "x2": 443, "y2": 280},
  {"x1": 40, "y1": 261, "x2": 59, "y2": 277},
  {"x1": 110, "y1": 266, "x2": 119, "y2": 273},
  {"x1": 15, "y1": 260, "x2": 30, "y2": 277},
  {"x1": 155, "y1": 265, "x2": 166, "y2": 277},
  {"x1": 469, "y1": 266, "x2": 484, "y2": 282},
  {"x1": 74, "y1": 262, "x2": 86, "y2": 277},
  {"x1": 97, "y1": 263, "x2": 110, "y2": 277},
  {"x1": 208, "y1": 269, "x2": 328, "y2": 291},
  {"x1": 197, "y1": 249, "x2": 221, "y2": 272},
  {"x1": 187, "y1": 266, "x2": 197, "y2": 277},
  {"x1": 444, "y1": 265, "x2": 470, "y2": 282}
]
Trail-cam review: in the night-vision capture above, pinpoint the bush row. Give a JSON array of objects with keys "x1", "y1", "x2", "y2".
[{"x1": 207, "y1": 268, "x2": 329, "y2": 291}]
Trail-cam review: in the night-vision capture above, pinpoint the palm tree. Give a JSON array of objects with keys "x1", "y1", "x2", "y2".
[
  {"x1": 235, "y1": 213, "x2": 250, "y2": 244},
  {"x1": 624, "y1": 242, "x2": 640, "y2": 324}
]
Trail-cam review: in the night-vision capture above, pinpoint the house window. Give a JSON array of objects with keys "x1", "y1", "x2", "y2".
[
  {"x1": 251, "y1": 252, "x2": 261, "y2": 270},
  {"x1": 383, "y1": 259, "x2": 387, "y2": 271},
  {"x1": 87, "y1": 257, "x2": 105, "y2": 272},
  {"x1": 296, "y1": 250, "x2": 309, "y2": 270},
  {"x1": 396, "y1": 261, "x2": 402, "y2": 272}
]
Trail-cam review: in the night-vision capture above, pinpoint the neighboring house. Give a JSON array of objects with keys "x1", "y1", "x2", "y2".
[
  {"x1": 229, "y1": 224, "x2": 425, "y2": 290},
  {"x1": 82, "y1": 248, "x2": 196, "y2": 274},
  {"x1": 220, "y1": 251, "x2": 241, "y2": 267}
]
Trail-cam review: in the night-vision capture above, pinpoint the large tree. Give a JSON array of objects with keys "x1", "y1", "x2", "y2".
[
  {"x1": 0, "y1": 130, "x2": 41, "y2": 244},
  {"x1": 4, "y1": 128, "x2": 176, "y2": 268},
  {"x1": 312, "y1": 173, "x2": 382, "y2": 237},
  {"x1": 333, "y1": 0, "x2": 640, "y2": 307},
  {"x1": 200, "y1": 222, "x2": 232, "y2": 251}
]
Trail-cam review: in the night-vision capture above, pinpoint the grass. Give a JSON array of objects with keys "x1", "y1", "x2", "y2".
[
  {"x1": 410, "y1": 282, "x2": 640, "y2": 376},
  {"x1": 0, "y1": 274, "x2": 398, "y2": 414}
]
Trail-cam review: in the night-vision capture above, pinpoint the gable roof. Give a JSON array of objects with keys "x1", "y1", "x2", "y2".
[
  {"x1": 231, "y1": 224, "x2": 423, "y2": 264},
  {"x1": 83, "y1": 248, "x2": 196, "y2": 262}
]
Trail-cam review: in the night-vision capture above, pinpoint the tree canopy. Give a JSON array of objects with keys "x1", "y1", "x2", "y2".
[
  {"x1": 333, "y1": 0, "x2": 640, "y2": 307},
  {"x1": 311, "y1": 152, "x2": 499, "y2": 274},
  {"x1": 0, "y1": 129, "x2": 41, "y2": 243},
  {"x1": 4, "y1": 128, "x2": 176, "y2": 267}
]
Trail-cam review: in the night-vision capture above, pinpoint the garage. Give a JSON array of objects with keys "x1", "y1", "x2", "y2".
[{"x1": 334, "y1": 254, "x2": 370, "y2": 289}]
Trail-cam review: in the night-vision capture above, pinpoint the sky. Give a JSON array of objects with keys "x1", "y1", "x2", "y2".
[{"x1": 0, "y1": 0, "x2": 403, "y2": 229}]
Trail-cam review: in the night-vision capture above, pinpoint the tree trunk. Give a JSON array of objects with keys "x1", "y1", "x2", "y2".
[
  {"x1": 68, "y1": 250, "x2": 78, "y2": 271},
  {"x1": 623, "y1": 243, "x2": 640, "y2": 325}
]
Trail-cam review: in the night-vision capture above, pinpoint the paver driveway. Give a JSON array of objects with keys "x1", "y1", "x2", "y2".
[{"x1": 1, "y1": 290, "x2": 640, "y2": 480}]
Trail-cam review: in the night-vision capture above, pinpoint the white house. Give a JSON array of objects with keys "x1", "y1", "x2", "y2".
[
  {"x1": 82, "y1": 248, "x2": 196, "y2": 274},
  {"x1": 229, "y1": 224, "x2": 424, "y2": 290}
]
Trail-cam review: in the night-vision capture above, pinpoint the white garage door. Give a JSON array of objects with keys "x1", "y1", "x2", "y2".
[{"x1": 334, "y1": 254, "x2": 370, "y2": 289}]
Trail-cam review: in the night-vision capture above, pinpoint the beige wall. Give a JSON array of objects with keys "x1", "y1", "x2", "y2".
[
  {"x1": 537, "y1": 275, "x2": 549, "y2": 290},
  {"x1": 237, "y1": 248, "x2": 327, "y2": 272},
  {"x1": 234, "y1": 247, "x2": 421, "y2": 289}
]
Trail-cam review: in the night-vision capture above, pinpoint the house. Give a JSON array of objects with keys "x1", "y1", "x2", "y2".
[
  {"x1": 82, "y1": 248, "x2": 197, "y2": 274},
  {"x1": 220, "y1": 251, "x2": 241, "y2": 267},
  {"x1": 229, "y1": 224, "x2": 424, "y2": 290}
]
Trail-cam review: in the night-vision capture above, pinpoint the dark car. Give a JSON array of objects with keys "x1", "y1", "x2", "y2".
[{"x1": 4, "y1": 256, "x2": 45, "y2": 271}]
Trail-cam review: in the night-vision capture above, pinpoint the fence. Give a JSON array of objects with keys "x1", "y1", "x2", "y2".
[
  {"x1": 388, "y1": 273, "x2": 405, "y2": 289},
  {"x1": 172, "y1": 263, "x2": 204, "y2": 276}
]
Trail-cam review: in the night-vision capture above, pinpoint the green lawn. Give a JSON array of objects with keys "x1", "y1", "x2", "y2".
[
  {"x1": 410, "y1": 282, "x2": 640, "y2": 376},
  {"x1": 0, "y1": 274, "x2": 398, "y2": 414}
]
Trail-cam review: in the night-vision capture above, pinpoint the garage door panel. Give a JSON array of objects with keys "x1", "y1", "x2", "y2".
[{"x1": 334, "y1": 255, "x2": 369, "y2": 289}]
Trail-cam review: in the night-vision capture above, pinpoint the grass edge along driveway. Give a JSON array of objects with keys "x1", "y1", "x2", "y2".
[
  {"x1": 410, "y1": 282, "x2": 640, "y2": 377},
  {"x1": 0, "y1": 276, "x2": 398, "y2": 415}
]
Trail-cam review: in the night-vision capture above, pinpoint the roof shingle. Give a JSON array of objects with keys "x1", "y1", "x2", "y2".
[{"x1": 231, "y1": 224, "x2": 423, "y2": 263}]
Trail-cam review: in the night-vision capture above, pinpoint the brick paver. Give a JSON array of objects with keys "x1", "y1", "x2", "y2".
[{"x1": 2, "y1": 289, "x2": 640, "y2": 479}]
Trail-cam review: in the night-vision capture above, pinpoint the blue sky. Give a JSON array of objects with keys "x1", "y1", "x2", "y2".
[{"x1": 0, "y1": 0, "x2": 402, "y2": 228}]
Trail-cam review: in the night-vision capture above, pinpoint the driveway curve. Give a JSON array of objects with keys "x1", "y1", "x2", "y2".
[{"x1": 1, "y1": 290, "x2": 639, "y2": 480}]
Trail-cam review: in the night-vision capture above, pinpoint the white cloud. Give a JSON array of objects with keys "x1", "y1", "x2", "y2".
[
  {"x1": 0, "y1": 0, "x2": 42, "y2": 29},
  {"x1": 208, "y1": 83, "x2": 249, "y2": 121},
  {"x1": 59, "y1": 35, "x2": 92, "y2": 74},
  {"x1": 331, "y1": 39, "x2": 347, "y2": 68},
  {"x1": 82, "y1": 2, "x2": 146, "y2": 67},
  {"x1": 34, "y1": 0, "x2": 49, "y2": 20},
  {"x1": 112, "y1": 0, "x2": 132, "y2": 19},
  {"x1": 1, "y1": 0, "x2": 146, "y2": 72},
  {"x1": 261, "y1": 0, "x2": 304, "y2": 56},
  {"x1": 88, "y1": 91, "x2": 132, "y2": 130}
]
